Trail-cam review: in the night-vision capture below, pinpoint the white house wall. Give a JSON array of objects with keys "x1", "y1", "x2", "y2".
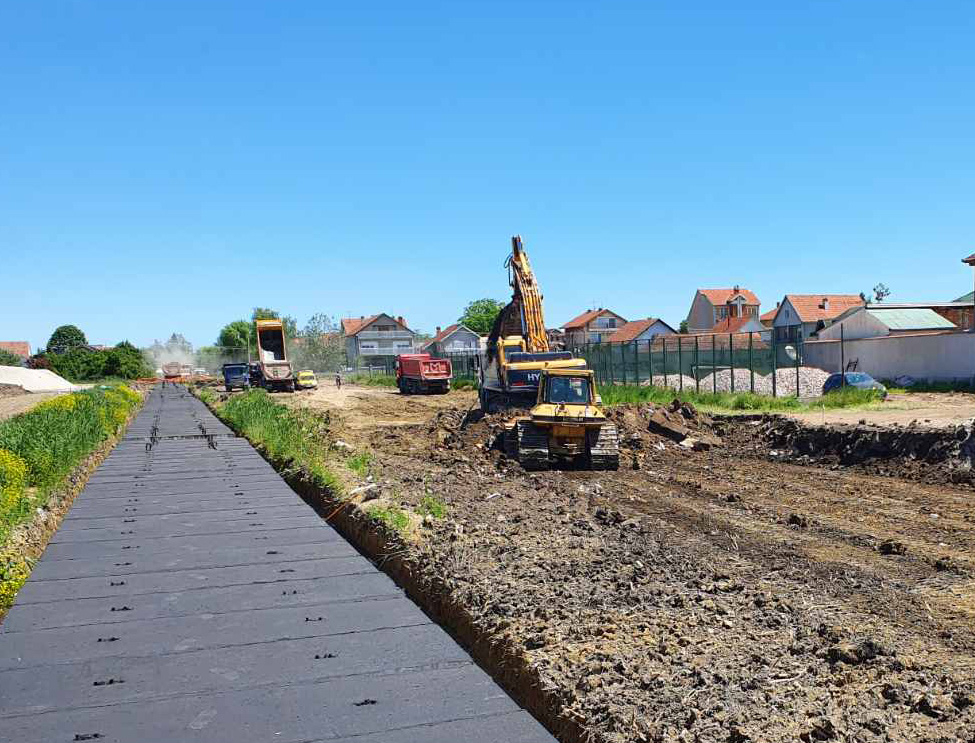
[{"x1": 815, "y1": 310, "x2": 888, "y2": 341}]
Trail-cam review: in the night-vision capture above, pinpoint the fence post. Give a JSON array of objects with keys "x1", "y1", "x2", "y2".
[
  {"x1": 695, "y1": 335, "x2": 700, "y2": 393},
  {"x1": 840, "y1": 325, "x2": 845, "y2": 385},
  {"x1": 795, "y1": 336, "x2": 801, "y2": 397},
  {"x1": 648, "y1": 339, "x2": 654, "y2": 386},
  {"x1": 712, "y1": 334, "x2": 717, "y2": 394},
  {"x1": 749, "y1": 332, "x2": 754, "y2": 393},
  {"x1": 621, "y1": 342, "x2": 627, "y2": 385},
  {"x1": 677, "y1": 336, "x2": 683, "y2": 392},
  {"x1": 608, "y1": 343, "x2": 615, "y2": 385},
  {"x1": 771, "y1": 333, "x2": 778, "y2": 398},
  {"x1": 729, "y1": 333, "x2": 735, "y2": 393},
  {"x1": 663, "y1": 338, "x2": 668, "y2": 389}
]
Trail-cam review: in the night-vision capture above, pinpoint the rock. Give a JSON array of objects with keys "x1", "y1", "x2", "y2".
[
  {"x1": 648, "y1": 409, "x2": 691, "y2": 442},
  {"x1": 788, "y1": 513, "x2": 808, "y2": 528},
  {"x1": 878, "y1": 539, "x2": 907, "y2": 555},
  {"x1": 726, "y1": 493, "x2": 742, "y2": 503},
  {"x1": 333, "y1": 440, "x2": 353, "y2": 451}
]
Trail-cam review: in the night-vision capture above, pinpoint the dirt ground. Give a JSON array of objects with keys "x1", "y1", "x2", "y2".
[
  {"x1": 286, "y1": 384, "x2": 975, "y2": 742},
  {"x1": 0, "y1": 386, "x2": 60, "y2": 422},
  {"x1": 788, "y1": 391, "x2": 975, "y2": 428}
]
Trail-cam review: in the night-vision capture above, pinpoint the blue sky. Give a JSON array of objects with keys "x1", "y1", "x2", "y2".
[{"x1": 2, "y1": 1, "x2": 974, "y2": 351}]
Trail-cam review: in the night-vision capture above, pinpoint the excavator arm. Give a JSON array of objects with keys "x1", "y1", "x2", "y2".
[{"x1": 507, "y1": 235, "x2": 550, "y2": 353}]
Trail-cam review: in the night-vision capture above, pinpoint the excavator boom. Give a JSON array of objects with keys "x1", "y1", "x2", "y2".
[{"x1": 508, "y1": 236, "x2": 550, "y2": 353}]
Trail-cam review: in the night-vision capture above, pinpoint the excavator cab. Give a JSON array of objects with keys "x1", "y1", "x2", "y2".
[{"x1": 503, "y1": 369, "x2": 620, "y2": 470}]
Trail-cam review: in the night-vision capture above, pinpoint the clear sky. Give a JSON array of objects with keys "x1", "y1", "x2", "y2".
[{"x1": 2, "y1": 1, "x2": 974, "y2": 351}]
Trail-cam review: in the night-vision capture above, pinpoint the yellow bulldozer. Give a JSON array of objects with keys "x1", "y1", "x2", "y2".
[{"x1": 503, "y1": 368, "x2": 619, "y2": 470}]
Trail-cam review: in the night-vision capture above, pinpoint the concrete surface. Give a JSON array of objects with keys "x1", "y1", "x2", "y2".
[{"x1": 0, "y1": 384, "x2": 556, "y2": 743}]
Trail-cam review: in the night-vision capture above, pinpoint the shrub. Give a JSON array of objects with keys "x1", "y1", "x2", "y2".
[
  {"x1": 0, "y1": 349, "x2": 22, "y2": 367},
  {"x1": 418, "y1": 494, "x2": 447, "y2": 519},
  {"x1": 0, "y1": 548, "x2": 30, "y2": 614},
  {"x1": 0, "y1": 449, "x2": 28, "y2": 515}
]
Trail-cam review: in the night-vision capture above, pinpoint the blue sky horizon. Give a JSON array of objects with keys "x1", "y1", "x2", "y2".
[{"x1": 3, "y1": 1, "x2": 974, "y2": 352}]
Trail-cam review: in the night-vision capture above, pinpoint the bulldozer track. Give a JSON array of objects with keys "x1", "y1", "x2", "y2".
[
  {"x1": 587, "y1": 423, "x2": 620, "y2": 470},
  {"x1": 516, "y1": 421, "x2": 550, "y2": 470}
]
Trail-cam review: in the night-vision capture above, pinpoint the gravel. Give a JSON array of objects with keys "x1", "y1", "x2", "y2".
[
  {"x1": 0, "y1": 367, "x2": 77, "y2": 393},
  {"x1": 641, "y1": 367, "x2": 832, "y2": 398}
]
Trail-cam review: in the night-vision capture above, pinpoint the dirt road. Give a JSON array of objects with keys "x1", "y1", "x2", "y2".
[
  {"x1": 788, "y1": 391, "x2": 975, "y2": 428},
  {"x1": 305, "y1": 386, "x2": 975, "y2": 742}
]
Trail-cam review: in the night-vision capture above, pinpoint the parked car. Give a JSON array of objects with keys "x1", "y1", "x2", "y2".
[
  {"x1": 823, "y1": 372, "x2": 887, "y2": 398},
  {"x1": 193, "y1": 367, "x2": 207, "y2": 375},
  {"x1": 295, "y1": 369, "x2": 318, "y2": 389}
]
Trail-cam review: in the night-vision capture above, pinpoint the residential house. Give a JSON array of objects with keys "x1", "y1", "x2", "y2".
[
  {"x1": 685, "y1": 287, "x2": 761, "y2": 333},
  {"x1": 608, "y1": 317, "x2": 677, "y2": 344},
  {"x1": 423, "y1": 324, "x2": 482, "y2": 355},
  {"x1": 698, "y1": 316, "x2": 766, "y2": 336},
  {"x1": 546, "y1": 328, "x2": 566, "y2": 350},
  {"x1": 562, "y1": 308, "x2": 627, "y2": 347},
  {"x1": 0, "y1": 341, "x2": 31, "y2": 363},
  {"x1": 816, "y1": 306, "x2": 957, "y2": 341},
  {"x1": 759, "y1": 305, "x2": 778, "y2": 328},
  {"x1": 769, "y1": 294, "x2": 864, "y2": 342},
  {"x1": 341, "y1": 314, "x2": 416, "y2": 365}
]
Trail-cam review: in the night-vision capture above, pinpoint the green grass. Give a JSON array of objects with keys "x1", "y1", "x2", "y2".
[
  {"x1": 451, "y1": 378, "x2": 477, "y2": 390},
  {"x1": 368, "y1": 504, "x2": 410, "y2": 533},
  {"x1": 218, "y1": 390, "x2": 342, "y2": 493},
  {"x1": 0, "y1": 384, "x2": 142, "y2": 613},
  {"x1": 418, "y1": 494, "x2": 447, "y2": 519},
  {"x1": 346, "y1": 451, "x2": 373, "y2": 477},
  {"x1": 880, "y1": 380, "x2": 975, "y2": 394},
  {"x1": 347, "y1": 374, "x2": 397, "y2": 387},
  {"x1": 598, "y1": 384, "x2": 884, "y2": 412}
]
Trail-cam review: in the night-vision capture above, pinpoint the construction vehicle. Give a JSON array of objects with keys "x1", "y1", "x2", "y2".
[
  {"x1": 161, "y1": 362, "x2": 182, "y2": 379},
  {"x1": 478, "y1": 235, "x2": 587, "y2": 411},
  {"x1": 254, "y1": 319, "x2": 295, "y2": 392},
  {"x1": 503, "y1": 368, "x2": 619, "y2": 470},
  {"x1": 295, "y1": 369, "x2": 318, "y2": 390},
  {"x1": 221, "y1": 362, "x2": 250, "y2": 391},
  {"x1": 396, "y1": 353, "x2": 451, "y2": 394}
]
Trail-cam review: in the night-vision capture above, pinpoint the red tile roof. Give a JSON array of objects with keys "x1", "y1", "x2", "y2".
[
  {"x1": 698, "y1": 288, "x2": 760, "y2": 306},
  {"x1": 562, "y1": 308, "x2": 626, "y2": 329},
  {"x1": 609, "y1": 318, "x2": 674, "y2": 343},
  {"x1": 784, "y1": 294, "x2": 864, "y2": 323},
  {"x1": 341, "y1": 315, "x2": 379, "y2": 336},
  {"x1": 0, "y1": 341, "x2": 30, "y2": 359},
  {"x1": 422, "y1": 323, "x2": 472, "y2": 349},
  {"x1": 698, "y1": 316, "x2": 759, "y2": 334},
  {"x1": 759, "y1": 307, "x2": 778, "y2": 324}
]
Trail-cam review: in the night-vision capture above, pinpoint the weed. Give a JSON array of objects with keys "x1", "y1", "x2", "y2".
[
  {"x1": 196, "y1": 387, "x2": 217, "y2": 405},
  {"x1": 418, "y1": 494, "x2": 447, "y2": 519},
  {"x1": 598, "y1": 384, "x2": 883, "y2": 413},
  {"x1": 368, "y1": 504, "x2": 410, "y2": 533},
  {"x1": 347, "y1": 374, "x2": 397, "y2": 388},
  {"x1": 346, "y1": 451, "x2": 373, "y2": 477},
  {"x1": 451, "y1": 378, "x2": 477, "y2": 390}
]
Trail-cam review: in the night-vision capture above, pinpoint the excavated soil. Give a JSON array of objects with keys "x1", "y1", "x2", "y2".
[{"x1": 291, "y1": 387, "x2": 975, "y2": 742}]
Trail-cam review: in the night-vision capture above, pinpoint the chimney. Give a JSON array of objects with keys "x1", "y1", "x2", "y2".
[
  {"x1": 436, "y1": 326, "x2": 441, "y2": 335},
  {"x1": 733, "y1": 284, "x2": 740, "y2": 293},
  {"x1": 360, "y1": 315, "x2": 364, "y2": 319},
  {"x1": 822, "y1": 297, "x2": 830, "y2": 311},
  {"x1": 397, "y1": 316, "x2": 405, "y2": 327}
]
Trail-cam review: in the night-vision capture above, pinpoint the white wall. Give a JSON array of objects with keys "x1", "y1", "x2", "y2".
[
  {"x1": 634, "y1": 320, "x2": 677, "y2": 341},
  {"x1": 804, "y1": 331, "x2": 975, "y2": 382},
  {"x1": 816, "y1": 309, "x2": 888, "y2": 341}
]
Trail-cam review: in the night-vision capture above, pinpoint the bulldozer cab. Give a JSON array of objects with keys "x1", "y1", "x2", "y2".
[{"x1": 539, "y1": 371, "x2": 592, "y2": 406}]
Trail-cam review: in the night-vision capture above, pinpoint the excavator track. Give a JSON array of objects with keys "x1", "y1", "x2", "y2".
[
  {"x1": 587, "y1": 423, "x2": 620, "y2": 470},
  {"x1": 516, "y1": 420, "x2": 550, "y2": 470}
]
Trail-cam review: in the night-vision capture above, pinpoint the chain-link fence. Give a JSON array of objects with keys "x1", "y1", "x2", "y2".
[{"x1": 570, "y1": 333, "x2": 826, "y2": 398}]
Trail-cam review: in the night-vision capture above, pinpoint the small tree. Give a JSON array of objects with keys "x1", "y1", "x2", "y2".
[
  {"x1": 47, "y1": 325, "x2": 87, "y2": 355},
  {"x1": 872, "y1": 283, "x2": 891, "y2": 303},
  {"x1": 292, "y1": 314, "x2": 344, "y2": 371},
  {"x1": 0, "y1": 348, "x2": 22, "y2": 366},
  {"x1": 679, "y1": 320, "x2": 689, "y2": 334},
  {"x1": 459, "y1": 298, "x2": 505, "y2": 335},
  {"x1": 217, "y1": 320, "x2": 252, "y2": 356}
]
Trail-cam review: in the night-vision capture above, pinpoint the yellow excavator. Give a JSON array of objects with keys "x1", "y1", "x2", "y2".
[{"x1": 479, "y1": 236, "x2": 620, "y2": 470}]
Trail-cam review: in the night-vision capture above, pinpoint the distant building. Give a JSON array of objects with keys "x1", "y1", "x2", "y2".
[
  {"x1": 685, "y1": 287, "x2": 760, "y2": 333},
  {"x1": 817, "y1": 306, "x2": 957, "y2": 341},
  {"x1": 608, "y1": 317, "x2": 677, "y2": 343},
  {"x1": 768, "y1": 294, "x2": 865, "y2": 342},
  {"x1": 562, "y1": 308, "x2": 627, "y2": 346},
  {"x1": 0, "y1": 341, "x2": 31, "y2": 362},
  {"x1": 341, "y1": 314, "x2": 415, "y2": 365},
  {"x1": 423, "y1": 324, "x2": 481, "y2": 355},
  {"x1": 546, "y1": 328, "x2": 566, "y2": 350}
]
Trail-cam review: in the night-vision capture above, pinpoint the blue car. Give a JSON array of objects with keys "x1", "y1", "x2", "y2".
[{"x1": 822, "y1": 372, "x2": 887, "y2": 398}]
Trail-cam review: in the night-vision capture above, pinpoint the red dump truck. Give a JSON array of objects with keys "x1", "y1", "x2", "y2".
[{"x1": 395, "y1": 353, "x2": 451, "y2": 394}]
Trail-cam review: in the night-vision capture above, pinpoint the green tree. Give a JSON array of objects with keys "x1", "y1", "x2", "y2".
[
  {"x1": 251, "y1": 307, "x2": 298, "y2": 338},
  {"x1": 292, "y1": 313, "x2": 344, "y2": 371},
  {"x1": 458, "y1": 298, "x2": 505, "y2": 335},
  {"x1": 679, "y1": 320, "x2": 689, "y2": 334},
  {"x1": 46, "y1": 325, "x2": 88, "y2": 355},
  {"x1": 217, "y1": 320, "x2": 252, "y2": 355},
  {"x1": 104, "y1": 341, "x2": 152, "y2": 379},
  {"x1": 0, "y1": 348, "x2": 22, "y2": 366}
]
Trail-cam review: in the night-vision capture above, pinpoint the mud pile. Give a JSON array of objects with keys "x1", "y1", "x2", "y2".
[{"x1": 754, "y1": 417, "x2": 975, "y2": 484}]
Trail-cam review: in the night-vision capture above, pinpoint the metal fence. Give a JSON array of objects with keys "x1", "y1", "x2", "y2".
[
  {"x1": 349, "y1": 351, "x2": 480, "y2": 383},
  {"x1": 571, "y1": 333, "x2": 813, "y2": 397}
]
